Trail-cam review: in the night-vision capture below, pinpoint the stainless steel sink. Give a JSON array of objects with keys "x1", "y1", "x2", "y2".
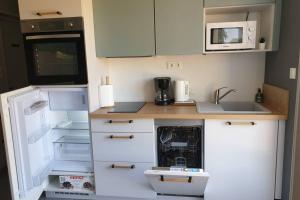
[{"x1": 197, "y1": 102, "x2": 271, "y2": 114}]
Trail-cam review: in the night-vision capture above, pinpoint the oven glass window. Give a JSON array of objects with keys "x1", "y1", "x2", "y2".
[
  {"x1": 211, "y1": 28, "x2": 243, "y2": 44},
  {"x1": 33, "y1": 42, "x2": 79, "y2": 76}
]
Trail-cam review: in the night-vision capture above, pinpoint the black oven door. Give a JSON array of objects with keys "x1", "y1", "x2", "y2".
[{"x1": 24, "y1": 32, "x2": 87, "y2": 85}]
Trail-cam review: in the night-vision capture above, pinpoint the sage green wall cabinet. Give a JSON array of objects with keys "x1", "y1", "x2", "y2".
[
  {"x1": 204, "y1": 0, "x2": 275, "y2": 7},
  {"x1": 155, "y1": 0, "x2": 204, "y2": 55},
  {"x1": 93, "y1": 0, "x2": 155, "y2": 57}
]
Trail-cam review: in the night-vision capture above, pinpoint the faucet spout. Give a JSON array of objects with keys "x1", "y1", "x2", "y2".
[
  {"x1": 218, "y1": 89, "x2": 237, "y2": 101},
  {"x1": 214, "y1": 87, "x2": 237, "y2": 104}
]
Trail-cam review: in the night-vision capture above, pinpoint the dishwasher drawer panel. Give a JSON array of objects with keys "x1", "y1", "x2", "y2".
[{"x1": 94, "y1": 161, "x2": 156, "y2": 199}]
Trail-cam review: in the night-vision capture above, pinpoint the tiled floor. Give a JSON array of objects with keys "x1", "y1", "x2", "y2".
[{"x1": 0, "y1": 167, "x2": 11, "y2": 200}]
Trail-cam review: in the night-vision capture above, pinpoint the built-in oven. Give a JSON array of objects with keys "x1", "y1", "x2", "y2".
[
  {"x1": 21, "y1": 17, "x2": 87, "y2": 85},
  {"x1": 145, "y1": 120, "x2": 209, "y2": 198}
]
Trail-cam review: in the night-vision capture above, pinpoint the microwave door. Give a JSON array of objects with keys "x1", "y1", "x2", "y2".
[
  {"x1": 4, "y1": 88, "x2": 52, "y2": 199},
  {"x1": 144, "y1": 169, "x2": 209, "y2": 196}
]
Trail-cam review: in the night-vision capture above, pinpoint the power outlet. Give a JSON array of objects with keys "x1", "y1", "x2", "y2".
[
  {"x1": 290, "y1": 68, "x2": 297, "y2": 79},
  {"x1": 167, "y1": 61, "x2": 183, "y2": 70}
]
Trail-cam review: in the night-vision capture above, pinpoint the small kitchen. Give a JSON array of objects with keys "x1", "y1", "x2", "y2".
[{"x1": 0, "y1": 0, "x2": 298, "y2": 200}]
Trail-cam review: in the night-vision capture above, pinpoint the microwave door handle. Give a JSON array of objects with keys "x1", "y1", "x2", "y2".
[{"x1": 25, "y1": 34, "x2": 81, "y2": 40}]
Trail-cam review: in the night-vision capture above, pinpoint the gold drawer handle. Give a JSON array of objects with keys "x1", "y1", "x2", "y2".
[
  {"x1": 226, "y1": 121, "x2": 256, "y2": 126},
  {"x1": 107, "y1": 120, "x2": 133, "y2": 124},
  {"x1": 160, "y1": 175, "x2": 192, "y2": 183},
  {"x1": 109, "y1": 135, "x2": 134, "y2": 139},
  {"x1": 111, "y1": 164, "x2": 135, "y2": 169},
  {"x1": 36, "y1": 11, "x2": 62, "y2": 16}
]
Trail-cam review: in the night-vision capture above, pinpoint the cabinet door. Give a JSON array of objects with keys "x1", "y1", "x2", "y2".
[
  {"x1": 18, "y1": 0, "x2": 82, "y2": 19},
  {"x1": 204, "y1": 0, "x2": 275, "y2": 7},
  {"x1": 204, "y1": 120, "x2": 278, "y2": 200},
  {"x1": 0, "y1": 27, "x2": 8, "y2": 93},
  {"x1": 0, "y1": 20, "x2": 27, "y2": 91},
  {"x1": 271, "y1": 0, "x2": 282, "y2": 50},
  {"x1": 0, "y1": 0, "x2": 19, "y2": 16},
  {"x1": 155, "y1": 0, "x2": 204, "y2": 55},
  {"x1": 93, "y1": 0, "x2": 155, "y2": 57}
]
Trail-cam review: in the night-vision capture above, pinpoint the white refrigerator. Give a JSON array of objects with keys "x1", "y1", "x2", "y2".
[{"x1": 0, "y1": 85, "x2": 94, "y2": 200}]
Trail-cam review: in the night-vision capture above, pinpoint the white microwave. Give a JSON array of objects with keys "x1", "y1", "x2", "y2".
[{"x1": 206, "y1": 21, "x2": 257, "y2": 51}]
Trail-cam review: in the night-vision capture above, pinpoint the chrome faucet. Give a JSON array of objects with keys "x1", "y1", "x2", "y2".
[{"x1": 214, "y1": 87, "x2": 237, "y2": 104}]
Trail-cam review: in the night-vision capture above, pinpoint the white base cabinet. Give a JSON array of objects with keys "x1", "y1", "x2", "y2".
[{"x1": 204, "y1": 119, "x2": 279, "y2": 200}]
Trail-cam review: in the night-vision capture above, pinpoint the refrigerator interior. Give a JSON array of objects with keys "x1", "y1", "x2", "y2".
[{"x1": 9, "y1": 87, "x2": 94, "y2": 198}]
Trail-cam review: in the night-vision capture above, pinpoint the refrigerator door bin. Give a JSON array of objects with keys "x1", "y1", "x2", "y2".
[
  {"x1": 27, "y1": 125, "x2": 51, "y2": 144},
  {"x1": 24, "y1": 100, "x2": 48, "y2": 115}
]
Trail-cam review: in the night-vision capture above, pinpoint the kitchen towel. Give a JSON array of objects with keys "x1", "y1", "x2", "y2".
[{"x1": 99, "y1": 84, "x2": 114, "y2": 107}]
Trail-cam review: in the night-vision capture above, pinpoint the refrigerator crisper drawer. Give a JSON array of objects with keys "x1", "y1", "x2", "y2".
[
  {"x1": 144, "y1": 169, "x2": 209, "y2": 196},
  {"x1": 53, "y1": 136, "x2": 91, "y2": 161}
]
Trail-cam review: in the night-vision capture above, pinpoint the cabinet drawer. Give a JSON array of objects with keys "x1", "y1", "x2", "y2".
[
  {"x1": 92, "y1": 132, "x2": 155, "y2": 162},
  {"x1": 94, "y1": 161, "x2": 156, "y2": 199},
  {"x1": 18, "y1": 0, "x2": 82, "y2": 20},
  {"x1": 91, "y1": 119, "x2": 154, "y2": 133}
]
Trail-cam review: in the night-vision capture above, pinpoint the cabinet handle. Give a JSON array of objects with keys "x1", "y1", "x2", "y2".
[
  {"x1": 109, "y1": 135, "x2": 134, "y2": 139},
  {"x1": 107, "y1": 120, "x2": 133, "y2": 124},
  {"x1": 36, "y1": 11, "x2": 62, "y2": 16},
  {"x1": 111, "y1": 164, "x2": 135, "y2": 169},
  {"x1": 225, "y1": 121, "x2": 256, "y2": 126},
  {"x1": 160, "y1": 175, "x2": 192, "y2": 183}
]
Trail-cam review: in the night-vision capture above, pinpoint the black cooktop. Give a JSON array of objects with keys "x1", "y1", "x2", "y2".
[{"x1": 107, "y1": 102, "x2": 146, "y2": 113}]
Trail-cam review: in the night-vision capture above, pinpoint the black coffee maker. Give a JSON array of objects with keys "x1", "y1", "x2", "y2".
[{"x1": 154, "y1": 77, "x2": 173, "y2": 105}]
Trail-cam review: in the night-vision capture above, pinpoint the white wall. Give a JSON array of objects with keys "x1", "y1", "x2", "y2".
[
  {"x1": 108, "y1": 53, "x2": 266, "y2": 102},
  {"x1": 81, "y1": 0, "x2": 109, "y2": 112},
  {"x1": 81, "y1": 0, "x2": 266, "y2": 107}
]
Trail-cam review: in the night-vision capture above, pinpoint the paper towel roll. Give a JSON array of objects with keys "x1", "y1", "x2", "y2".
[{"x1": 99, "y1": 85, "x2": 114, "y2": 107}]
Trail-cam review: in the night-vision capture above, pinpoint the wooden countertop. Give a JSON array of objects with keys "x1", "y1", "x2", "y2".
[
  {"x1": 90, "y1": 84, "x2": 289, "y2": 120},
  {"x1": 90, "y1": 102, "x2": 287, "y2": 120}
]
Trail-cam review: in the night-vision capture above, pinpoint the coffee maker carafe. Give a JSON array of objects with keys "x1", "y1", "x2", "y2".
[{"x1": 154, "y1": 77, "x2": 173, "y2": 105}]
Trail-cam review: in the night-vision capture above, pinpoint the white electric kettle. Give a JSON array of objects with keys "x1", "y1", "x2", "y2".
[{"x1": 175, "y1": 80, "x2": 190, "y2": 102}]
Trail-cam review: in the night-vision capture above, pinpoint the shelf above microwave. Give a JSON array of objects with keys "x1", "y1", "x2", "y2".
[{"x1": 205, "y1": 3, "x2": 274, "y2": 15}]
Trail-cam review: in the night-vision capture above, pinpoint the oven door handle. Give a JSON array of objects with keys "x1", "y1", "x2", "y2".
[{"x1": 25, "y1": 34, "x2": 81, "y2": 40}]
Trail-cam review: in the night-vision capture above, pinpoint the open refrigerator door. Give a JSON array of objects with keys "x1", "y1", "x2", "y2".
[
  {"x1": 0, "y1": 86, "x2": 49, "y2": 200},
  {"x1": 0, "y1": 86, "x2": 94, "y2": 200}
]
